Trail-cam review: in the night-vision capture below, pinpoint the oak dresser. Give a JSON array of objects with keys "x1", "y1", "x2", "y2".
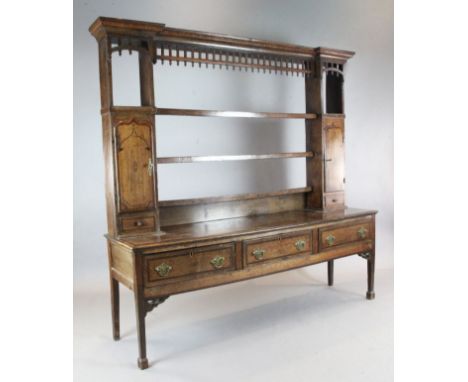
[{"x1": 89, "y1": 17, "x2": 377, "y2": 369}]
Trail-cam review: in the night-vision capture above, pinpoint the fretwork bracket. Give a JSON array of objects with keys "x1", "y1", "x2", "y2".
[
  {"x1": 144, "y1": 296, "x2": 170, "y2": 317},
  {"x1": 358, "y1": 252, "x2": 371, "y2": 260}
]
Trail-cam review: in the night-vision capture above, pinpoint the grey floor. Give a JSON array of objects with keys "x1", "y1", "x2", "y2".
[{"x1": 74, "y1": 258, "x2": 393, "y2": 382}]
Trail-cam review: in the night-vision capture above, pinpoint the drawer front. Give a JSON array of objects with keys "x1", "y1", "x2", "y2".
[
  {"x1": 120, "y1": 215, "x2": 155, "y2": 233},
  {"x1": 146, "y1": 244, "x2": 235, "y2": 282},
  {"x1": 320, "y1": 221, "x2": 371, "y2": 249},
  {"x1": 244, "y1": 231, "x2": 312, "y2": 265},
  {"x1": 324, "y1": 192, "x2": 344, "y2": 209}
]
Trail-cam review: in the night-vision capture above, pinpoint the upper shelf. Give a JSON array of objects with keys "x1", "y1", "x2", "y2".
[{"x1": 89, "y1": 17, "x2": 355, "y2": 77}]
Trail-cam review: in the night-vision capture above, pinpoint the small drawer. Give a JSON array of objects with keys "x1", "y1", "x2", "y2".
[
  {"x1": 320, "y1": 221, "x2": 371, "y2": 250},
  {"x1": 244, "y1": 231, "x2": 312, "y2": 265},
  {"x1": 146, "y1": 243, "x2": 235, "y2": 283},
  {"x1": 120, "y1": 215, "x2": 155, "y2": 233},
  {"x1": 324, "y1": 192, "x2": 344, "y2": 209}
]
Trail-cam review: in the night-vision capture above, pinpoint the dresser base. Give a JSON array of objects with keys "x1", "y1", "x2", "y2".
[{"x1": 106, "y1": 208, "x2": 377, "y2": 369}]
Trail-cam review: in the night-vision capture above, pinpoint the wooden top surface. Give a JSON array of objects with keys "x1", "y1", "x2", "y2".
[
  {"x1": 89, "y1": 17, "x2": 355, "y2": 61},
  {"x1": 109, "y1": 208, "x2": 377, "y2": 251}
]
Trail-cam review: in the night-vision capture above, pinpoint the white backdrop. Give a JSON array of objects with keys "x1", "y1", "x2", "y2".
[{"x1": 74, "y1": 0, "x2": 393, "y2": 282}]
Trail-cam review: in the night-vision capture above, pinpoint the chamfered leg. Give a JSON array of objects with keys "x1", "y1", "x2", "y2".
[
  {"x1": 327, "y1": 260, "x2": 334, "y2": 286},
  {"x1": 366, "y1": 251, "x2": 375, "y2": 300},
  {"x1": 107, "y1": 242, "x2": 120, "y2": 340},
  {"x1": 132, "y1": 252, "x2": 149, "y2": 370},
  {"x1": 110, "y1": 277, "x2": 120, "y2": 340},
  {"x1": 134, "y1": 293, "x2": 148, "y2": 369}
]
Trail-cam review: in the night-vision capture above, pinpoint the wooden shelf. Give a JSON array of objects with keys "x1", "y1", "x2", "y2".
[
  {"x1": 156, "y1": 151, "x2": 314, "y2": 164},
  {"x1": 159, "y1": 187, "x2": 312, "y2": 207},
  {"x1": 156, "y1": 107, "x2": 316, "y2": 119},
  {"x1": 105, "y1": 106, "x2": 316, "y2": 120}
]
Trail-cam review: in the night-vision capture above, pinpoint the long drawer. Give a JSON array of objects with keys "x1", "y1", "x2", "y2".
[
  {"x1": 319, "y1": 220, "x2": 372, "y2": 250},
  {"x1": 243, "y1": 230, "x2": 312, "y2": 265},
  {"x1": 145, "y1": 243, "x2": 235, "y2": 283}
]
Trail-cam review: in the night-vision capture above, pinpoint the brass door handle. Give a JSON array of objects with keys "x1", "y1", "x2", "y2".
[
  {"x1": 252, "y1": 249, "x2": 265, "y2": 260},
  {"x1": 326, "y1": 234, "x2": 336, "y2": 246},
  {"x1": 210, "y1": 256, "x2": 225, "y2": 269},
  {"x1": 295, "y1": 240, "x2": 306, "y2": 251},
  {"x1": 357, "y1": 227, "x2": 368, "y2": 239},
  {"x1": 155, "y1": 263, "x2": 172, "y2": 277}
]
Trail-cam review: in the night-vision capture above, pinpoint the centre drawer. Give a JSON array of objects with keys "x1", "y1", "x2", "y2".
[
  {"x1": 146, "y1": 243, "x2": 235, "y2": 283},
  {"x1": 319, "y1": 220, "x2": 372, "y2": 250},
  {"x1": 244, "y1": 231, "x2": 312, "y2": 264}
]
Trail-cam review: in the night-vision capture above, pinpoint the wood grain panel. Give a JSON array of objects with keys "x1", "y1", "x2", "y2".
[
  {"x1": 324, "y1": 117, "x2": 345, "y2": 193},
  {"x1": 159, "y1": 193, "x2": 306, "y2": 226},
  {"x1": 320, "y1": 220, "x2": 371, "y2": 250},
  {"x1": 305, "y1": 118, "x2": 325, "y2": 209},
  {"x1": 116, "y1": 120, "x2": 155, "y2": 212},
  {"x1": 110, "y1": 243, "x2": 134, "y2": 287},
  {"x1": 244, "y1": 231, "x2": 312, "y2": 264},
  {"x1": 145, "y1": 244, "x2": 235, "y2": 283}
]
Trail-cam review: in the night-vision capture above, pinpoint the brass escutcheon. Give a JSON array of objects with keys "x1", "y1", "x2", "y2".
[
  {"x1": 357, "y1": 227, "x2": 368, "y2": 239},
  {"x1": 295, "y1": 240, "x2": 306, "y2": 251},
  {"x1": 326, "y1": 234, "x2": 336, "y2": 246},
  {"x1": 210, "y1": 256, "x2": 225, "y2": 269},
  {"x1": 252, "y1": 249, "x2": 265, "y2": 260},
  {"x1": 155, "y1": 262, "x2": 172, "y2": 277}
]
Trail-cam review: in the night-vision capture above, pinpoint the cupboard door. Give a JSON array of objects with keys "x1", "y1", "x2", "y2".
[
  {"x1": 324, "y1": 118, "x2": 345, "y2": 193},
  {"x1": 116, "y1": 120, "x2": 155, "y2": 212}
]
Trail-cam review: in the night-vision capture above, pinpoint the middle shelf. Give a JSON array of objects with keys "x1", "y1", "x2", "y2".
[
  {"x1": 156, "y1": 151, "x2": 314, "y2": 164},
  {"x1": 156, "y1": 107, "x2": 316, "y2": 119}
]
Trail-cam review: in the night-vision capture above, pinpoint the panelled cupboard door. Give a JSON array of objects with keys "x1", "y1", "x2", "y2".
[
  {"x1": 116, "y1": 120, "x2": 155, "y2": 212},
  {"x1": 324, "y1": 117, "x2": 345, "y2": 193}
]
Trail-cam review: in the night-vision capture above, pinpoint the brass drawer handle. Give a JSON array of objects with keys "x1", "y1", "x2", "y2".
[
  {"x1": 252, "y1": 249, "x2": 265, "y2": 260},
  {"x1": 295, "y1": 240, "x2": 306, "y2": 251},
  {"x1": 134, "y1": 220, "x2": 144, "y2": 227},
  {"x1": 357, "y1": 227, "x2": 368, "y2": 239},
  {"x1": 210, "y1": 256, "x2": 225, "y2": 269},
  {"x1": 326, "y1": 234, "x2": 336, "y2": 246},
  {"x1": 155, "y1": 263, "x2": 172, "y2": 277}
]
